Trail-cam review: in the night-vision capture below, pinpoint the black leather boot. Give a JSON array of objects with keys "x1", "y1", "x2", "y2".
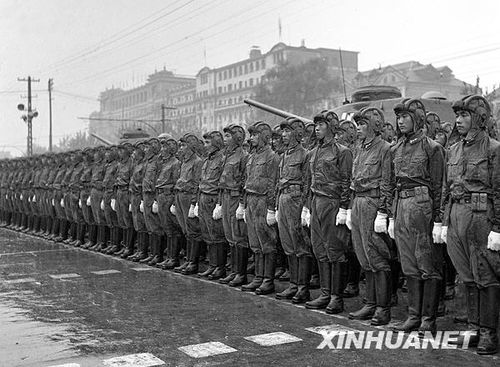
[
  {"x1": 219, "y1": 245, "x2": 237, "y2": 284},
  {"x1": 393, "y1": 277, "x2": 423, "y2": 332},
  {"x1": 343, "y1": 251, "x2": 360, "y2": 298},
  {"x1": 241, "y1": 252, "x2": 263, "y2": 291},
  {"x1": 418, "y1": 278, "x2": 442, "y2": 337},
  {"x1": 229, "y1": 246, "x2": 248, "y2": 287},
  {"x1": 447, "y1": 283, "x2": 479, "y2": 347},
  {"x1": 276, "y1": 255, "x2": 298, "y2": 300},
  {"x1": 133, "y1": 232, "x2": 149, "y2": 262},
  {"x1": 139, "y1": 233, "x2": 154, "y2": 263},
  {"x1": 306, "y1": 262, "x2": 331, "y2": 309},
  {"x1": 162, "y1": 236, "x2": 181, "y2": 269},
  {"x1": 293, "y1": 256, "x2": 312, "y2": 304},
  {"x1": 182, "y1": 239, "x2": 200, "y2": 275},
  {"x1": 349, "y1": 271, "x2": 376, "y2": 320},
  {"x1": 208, "y1": 243, "x2": 227, "y2": 280},
  {"x1": 371, "y1": 271, "x2": 392, "y2": 326},
  {"x1": 198, "y1": 243, "x2": 217, "y2": 277},
  {"x1": 255, "y1": 252, "x2": 276, "y2": 295},
  {"x1": 156, "y1": 235, "x2": 170, "y2": 268},
  {"x1": 477, "y1": 286, "x2": 500, "y2": 355},
  {"x1": 174, "y1": 236, "x2": 189, "y2": 272},
  {"x1": 147, "y1": 234, "x2": 163, "y2": 266},
  {"x1": 310, "y1": 258, "x2": 320, "y2": 289},
  {"x1": 326, "y1": 261, "x2": 347, "y2": 314},
  {"x1": 121, "y1": 228, "x2": 136, "y2": 258}
]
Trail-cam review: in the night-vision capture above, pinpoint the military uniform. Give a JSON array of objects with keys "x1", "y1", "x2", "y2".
[{"x1": 115, "y1": 144, "x2": 135, "y2": 258}]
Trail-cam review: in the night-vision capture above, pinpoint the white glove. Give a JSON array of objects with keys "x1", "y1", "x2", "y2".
[
  {"x1": 60, "y1": 198, "x2": 65, "y2": 208},
  {"x1": 78, "y1": 199, "x2": 82, "y2": 209},
  {"x1": 20, "y1": 194, "x2": 23, "y2": 200},
  {"x1": 301, "y1": 207, "x2": 311, "y2": 227},
  {"x1": 441, "y1": 226, "x2": 448, "y2": 244},
  {"x1": 374, "y1": 212, "x2": 388, "y2": 233},
  {"x1": 139, "y1": 200, "x2": 144, "y2": 213},
  {"x1": 193, "y1": 203, "x2": 199, "y2": 217},
  {"x1": 487, "y1": 231, "x2": 500, "y2": 251},
  {"x1": 152, "y1": 200, "x2": 159, "y2": 213},
  {"x1": 346, "y1": 209, "x2": 352, "y2": 231},
  {"x1": 111, "y1": 198, "x2": 116, "y2": 211},
  {"x1": 100, "y1": 200, "x2": 105, "y2": 211},
  {"x1": 336, "y1": 208, "x2": 347, "y2": 226},
  {"x1": 51, "y1": 198, "x2": 55, "y2": 206},
  {"x1": 188, "y1": 204, "x2": 196, "y2": 218},
  {"x1": 235, "y1": 203, "x2": 245, "y2": 220},
  {"x1": 275, "y1": 209, "x2": 280, "y2": 224},
  {"x1": 243, "y1": 209, "x2": 247, "y2": 223},
  {"x1": 432, "y1": 222, "x2": 443, "y2": 244},
  {"x1": 28, "y1": 196, "x2": 31, "y2": 203},
  {"x1": 32, "y1": 195, "x2": 36, "y2": 203},
  {"x1": 266, "y1": 210, "x2": 277, "y2": 226},
  {"x1": 128, "y1": 203, "x2": 132, "y2": 212},
  {"x1": 170, "y1": 204, "x2": 176, "y2": 215},
  {"x1": 86, "y1": 196, "x2": 91, "y2": 206},
  {"x1": 4, "y1": 194, "x2": 7, "y2": 199},
  {"x1": 388, "y1": 218, "x2": 395, "y2": 239},
  {"x1": 212, "y1": 203, "x2": 222, "y2": 220}
]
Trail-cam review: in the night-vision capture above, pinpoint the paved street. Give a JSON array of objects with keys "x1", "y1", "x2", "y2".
[{"x1": 0, "y1": 228, "x2": 498, "y2": 367}]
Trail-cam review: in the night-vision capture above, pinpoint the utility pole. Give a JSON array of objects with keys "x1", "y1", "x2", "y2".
[
  {"x1": 48, "y1": 79, "x2": 53, "y2": 152},
  {"x1": 17, "y1": 76, "x2": 40, "y2": 156}
]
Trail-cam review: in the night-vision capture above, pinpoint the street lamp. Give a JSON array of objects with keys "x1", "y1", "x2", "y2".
[{"x1": 17, "y1": 103, "x2": 38, "y2": 156}]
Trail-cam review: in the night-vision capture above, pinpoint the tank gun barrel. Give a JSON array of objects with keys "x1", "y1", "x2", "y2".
[{"x1": 243, "y1": 99, "x2": 312, "y2": 124}]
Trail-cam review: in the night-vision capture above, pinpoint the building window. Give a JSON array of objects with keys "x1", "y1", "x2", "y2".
[
  {"x1": 238, "y1": 65, "x2": 242, "y2": 75},
  {"x1": 201, "y1": 74, "x2": 208, "y2": 84},
  {"x1": 249, "y1": 78, "x2": 253, "y2": 86},
  {"x1": 228, "y1": 84, "x2": 232, "y2": 92},
  {"x1": 239, "y1": 81, "x2": 243, "y2": 89},
  {"x1": 223, "y1": 70, "x2": 227, "y2": 79},
  {"x1": 256, "y1": 61, "x2": 260, "y2": 71},
  {"x1": 228, "y1": 69, "x2": 232, "y2": 78},
  {"x1": 244, "y1": 81, "x2": 248, "y2": 88},
  {"x1": 249, "y1": 62, "x2": 254, "y2": 72},
  {"x1": 218, "y1": 72, "x2": 222, "y2": 81},
  {"x1": 261, "y1": 59, "x2": 266, "y2": 69},
  {"x1": 244, "y1": 64, "x2": 248, "y2": 74}
]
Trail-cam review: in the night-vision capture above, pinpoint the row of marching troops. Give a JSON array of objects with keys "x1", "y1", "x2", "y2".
[{"x1": 0, "y1": 94, "x2": 499, "y2": 354}]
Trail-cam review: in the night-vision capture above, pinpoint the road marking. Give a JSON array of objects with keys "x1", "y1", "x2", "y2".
[
  {"x1": 131, "y1": 267, "x2": 154, "y2": 271},
  {"x1": 306, "y1": 324, "x2": 358, "y2": 336},
  {"x1": 48, "y1": 273, "x2": 81, "y2": 279},
  {"x1": 103, "y1": 353, "x2": 165, "y2": 367},
  {"x1": 244, "y1": 331, "x2": 302, "y2": 346},
  {"x1": 3, "y1": 277, "x2": 36, "y2": 284},
  {"x1": 46, "y1": 364, "x2": 80, "y2": 367},
  {"x1": 0, "y1": 249, "x2": 73, "y2": 257},
  {"x1": 178, "y1": 341, "x2": 238, "y2": 358},
  {"x1": 91, "y1": 269, "x2": 121, "y2": 275}
]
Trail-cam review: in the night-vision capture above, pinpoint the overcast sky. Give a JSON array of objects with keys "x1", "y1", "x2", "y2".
[{"x1": 1, "y1": 0, "x2": 500, "y2": 156}]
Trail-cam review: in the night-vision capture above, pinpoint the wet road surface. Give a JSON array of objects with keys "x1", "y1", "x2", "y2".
[{"x1": 0, "y1": 228, "x2": 498, "y2": 366}]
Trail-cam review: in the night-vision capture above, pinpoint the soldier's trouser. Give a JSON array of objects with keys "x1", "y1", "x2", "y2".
[
  {"x1": 103, "y1": 191, "x2": 118, "y2": 228},
  {"x1": 246, "y1": 194, "x2": 277, "y2": 255},
  {"x1": 131, "y1": 193, "x2": 147, "y2": 232},
  {"x1": 54, "y1": 192, "x2": 65, "y2": 220},
  {"x1": 81, "y1": 190, "x2": 94, "y2": 225},
  {"x1": 70, "y1": 192, "x2": 84, "y2": 224},
  {"x1": 221, "y1": 190, "x2": 248, "y2": 248},
  {"x1": 157, "y1": 192, "x2": 180, "y2": 237},
  {"x1": 277, "y1": 191, "x2": 311, "y2": 257},
  {"x1": 351, "y1": 196, "x2": 392, "y2": 272},
  {"x1": 447, "y1": 201, "x2": 500, "y2": 288},
  {"x1": 143, "y1": 192, "x2": 162, "y2": 234},
  {"x1": 310, "y1": 194, "x2": 349, "y2": 263},
  {"x1": 63, "y1": 192, "x2": 73, "y2": 221},
  {"x1": 116, "y1": 190, "x2": 132, "y2": 229},
  {"x1": 394, "y1": 195, "x2": 442, "y2": 280},
  {"x1": 199, "y1": 192, "x2": 226, "y2": 244},
  {"x1": 90, "y1": 189, "x2": 105, "y2": 225},
  {"x1": 174, "y1": 192, "x2": 201, "y2": 241}
]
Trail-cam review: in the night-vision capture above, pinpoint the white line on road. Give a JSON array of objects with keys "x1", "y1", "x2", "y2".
[
  {"x1": 91, "y1": 270, "x2": 121, "y2": 275},
  {"x1": 306, "y1": 324, "x2": 358, "y2": 336},
  {"x1": 244, "y1": 331, "x2": 302, "y2": 346},
  {"x1": 131, "y1": 267, "x2": 154, "y2": 271},
  {"x1": 0, "y1": 249, "x2": 73, "y2": 257},
  {"x1": 48, "y1": 273, "x2": 81, "y2": 280},
  {"x1": 178, "y1": 341, "x2": 238, "y2": 358},
  {"x1": 103, "y1": 353, "x2": 165, "y2": 366},
  {"x1": 46, "y1": 364, "x2": 81, "y2": 367},
  {"x1": 3, "y1": 277, "x2": 36, "y2": 284}
]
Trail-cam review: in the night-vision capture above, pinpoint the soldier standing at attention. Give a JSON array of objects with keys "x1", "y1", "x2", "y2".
[
  {"x1": 305, "y1": 111, "x2": 352, "y2": 314},
  {"x1": 347, "y1": 108, "x2": 393, "y2": 326},
  {"x1": 241, "y1": 122, "x2": 280, "y2": 295},
  {"x1": 173, "y1": 134, "x2": 203, "y2": 275},
  {"x1": 275, "y1": 117, "x2": 312, "y2": 304},
  {"x1": 441, "y1": 95, "x2": 500, "y2": 354},
  {"x1": 217, "y1": 124, "x2": 249, "y2": 287},
  {"x1": 389, "y1": 99, "x2": 445, "y2": 337}
]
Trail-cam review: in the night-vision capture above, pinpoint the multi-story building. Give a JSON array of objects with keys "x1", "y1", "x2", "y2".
[
  {"x1": 89, "y1": 42, "x2": 359, "y2": 140},
  {"x1": 353, "y1": 61, "x2": 477, "y2": 101}
]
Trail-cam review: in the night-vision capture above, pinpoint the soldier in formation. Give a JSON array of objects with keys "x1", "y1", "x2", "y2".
[{"x1": 0, "y1": 94, "x2": 499, "y2": 355}]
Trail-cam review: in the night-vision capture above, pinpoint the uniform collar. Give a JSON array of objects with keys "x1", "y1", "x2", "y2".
[
  {"x1": 404, "y1": 129, "x2": 424, "y2": 145},
  {"x1": 361, "y1": 135, "x2": 380, "y2": 149},
  {"x1": 463, "y1": 129, "x2": 486, "y2": 146}
]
